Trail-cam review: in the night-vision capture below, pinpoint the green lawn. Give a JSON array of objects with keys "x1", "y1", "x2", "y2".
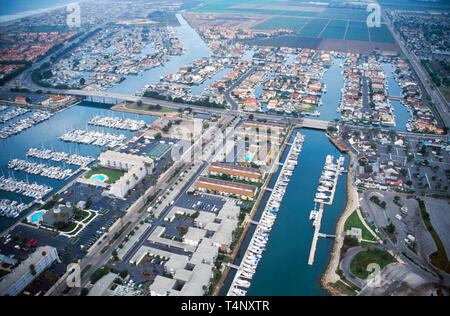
[
  {"x1": 344, "y1": 209, "x2": 377, "y2": 242},
  {"x1": 350, "y1": 248, "x2": 396, "y2": 279},
  {"x1": 85, "y1": 168, "x2": 125, "y2": 185}
]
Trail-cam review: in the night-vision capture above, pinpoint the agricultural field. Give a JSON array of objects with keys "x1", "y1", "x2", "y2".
[
  {"x1": 369, "y1": 24, "x2": 395, "y2": 43},
  {"x1": 319, "y1": 19, "x2": 348, "y2": 39},
  {"x1": 192, "y1": 0, "x2": 397, "y2": 44},
  {"x1": 299, "y1": 19, "x2": 329, "y2": 37},
  {"x1": 345, "y1": 21, "x2": 370, "y2": 41},
  {"x1": 253, "y1": 17, "x2": 311, "y2": 31}
]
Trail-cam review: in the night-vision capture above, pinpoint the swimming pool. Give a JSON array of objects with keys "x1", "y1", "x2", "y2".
[
  {"x1": 31, "y1": 212, "x2": 43, "y2": 223},
  {"x1": 92, "y1": 175, "x2": 106, "y2": 181}
]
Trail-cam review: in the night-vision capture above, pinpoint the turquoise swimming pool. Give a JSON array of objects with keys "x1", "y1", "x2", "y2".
[
  {"x1": 31, "y1": 212, "x2": 43, "y2": 223},
  {"x1": 92, "y1": 175, "x2": 106, "y2": 181}
]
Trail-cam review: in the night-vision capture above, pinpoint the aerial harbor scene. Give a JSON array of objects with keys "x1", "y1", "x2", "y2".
[{"x1": 0, "y1": 0, "x2": 448, "y2": 302}]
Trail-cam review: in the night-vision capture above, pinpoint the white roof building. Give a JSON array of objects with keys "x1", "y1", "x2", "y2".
[{"x1": 98, "y1": 151, "x2": 153, "y2": 198}]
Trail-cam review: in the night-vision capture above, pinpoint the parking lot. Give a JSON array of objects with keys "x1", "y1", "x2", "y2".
[
  {"x1": 360, "y1": 190, "x2": 438, "y2": 266},
  {"x1": 376, "y1": 138, "x2": 450, "y2": 195}
]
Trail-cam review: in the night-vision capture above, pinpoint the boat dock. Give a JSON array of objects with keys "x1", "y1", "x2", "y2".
[
  {"x1": 0, "y1": 110, "x2": 55, "y2": 139},
  {"x1": 0, "y1": 198, "x2": 29, "y2": 219},
  {"x1": 59, "y1": 129, "x2": 126, "y2": 148},
  {"x1": 227, "y1": 132, "x2": 305, "y2": 297},
  {"x1": 308, "y1": 154, "x2": 345, "y2": 266},
  {"x1": 88, "y1": 115, "x2": 146, "y2": 131},
  {"x1": 7, "y1": 159, "x2": 74, "y2": 181},
  {"x1": 26, "y1": 148, "x2": 95, "y2": 167},
  {"x1": 313, "y1": 155, "x2": 345, "y2": 206},
  {"x1": 0, "y1": 176, "x2": 52, "y2": 200}
]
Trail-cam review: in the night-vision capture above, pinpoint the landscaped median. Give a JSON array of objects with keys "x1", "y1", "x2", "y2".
[{"x1": 417, "y1": 198, "x2": 450, "y2": 274}]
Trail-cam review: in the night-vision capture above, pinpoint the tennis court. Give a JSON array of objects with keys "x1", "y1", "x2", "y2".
[{"x1": 147, "y1": 142, "x2": 172, "y2": 158}]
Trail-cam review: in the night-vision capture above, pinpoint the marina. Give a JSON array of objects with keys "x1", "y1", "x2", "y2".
[
  {"x1": 7, "y1": 159, "x2": 74, "y2": 181},
  {"x1": 0, "y1": 102, "x2": 158, "y2": 233},
  {"x1": 0, "y1": 198, "x2": 29, "y2": 218},
  {"x1": 59, "y1": 129, "x2": 126, "y2": 148},
  {"x1": 0, "y1": 110, "x2": 55, "y2": 139},
  {"x1": 0, "y1": 176, "x2": 52, "y2": 200},
  {"x1": 227, "y1": 131, "x2": 305, "y2": 296},
  {"x1": 26, "y1": 147, "x2": 95, "y2": 166},
  {"x1": 88, "y1": 116, "x2": 147, "y2": 131}
]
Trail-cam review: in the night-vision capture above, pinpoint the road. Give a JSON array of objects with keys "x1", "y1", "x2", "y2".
[{"x1": 382, "y1": 8, "x2": 450, "y2": 129}]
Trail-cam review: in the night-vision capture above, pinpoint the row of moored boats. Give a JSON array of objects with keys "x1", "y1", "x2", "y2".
[
  {"x1": 88, "y1": 116, "x2": 146, "y2": 131},
  {"x1": 59, "y1": 129, "x2": 126, "y2": 148},
  {"x1": 313, "y1": 155, "x2": 344, "y2": 205},
  {"x1": 7, "y1": 159, "x2": 73, "y2": 180},
  {"x1": 0, "y1": 107, "x2": 30, "y2": 124},
  {"x1": 26, "y1": 147, "x2": 95, "y2": 166},
  {"x1": 0, "y1": 176, "x2": 52, "y2": 199},
  {"x1": 0, "y1": 198, "x2": 28, "y2": 218},
  {"x1": 0, "y1": 110, "x2": 54, "y2": 139}
]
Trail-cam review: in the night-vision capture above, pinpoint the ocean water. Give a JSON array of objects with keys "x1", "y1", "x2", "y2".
[{"x1": 0, "y1": 0, "x2": 79, "y2": 23}]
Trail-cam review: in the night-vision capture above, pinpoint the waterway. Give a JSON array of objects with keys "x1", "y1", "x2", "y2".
[
  {"x1": 382, "y1": 63, "x2": 412, "y2": 131},
  {"x1": 221, "y1": 129, "x2": 349, "y2": 296},
  {"x1": 316, "y1": 58, "x2": 344, "y2": 122},
  {"x1": 107, "y1": 14, "x2": 211, "y2": 95},
  {"x1": 0, "y1": 102, "x2": 157, "y2": 232}
]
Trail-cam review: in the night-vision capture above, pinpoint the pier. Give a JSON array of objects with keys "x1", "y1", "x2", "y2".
[
  {"x1": 308, "y1": 203, "x2": 324, "y2": 266},
  {"x1": 227, "y1": 132, "x2": 305, "y2": 296}
]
